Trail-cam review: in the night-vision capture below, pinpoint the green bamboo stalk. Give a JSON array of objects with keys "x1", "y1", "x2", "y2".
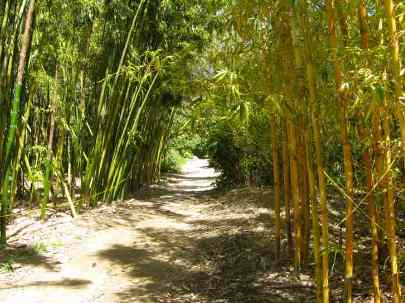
[
  {"x1": 41, "y1": 66, "x2": 58, "y2": 221},
  {"x1": 0, "y1": 0, "x2": 35, "y2": 244},
  {"x1": 10, "y1": 86, "x2": 33, "y2": 208}
]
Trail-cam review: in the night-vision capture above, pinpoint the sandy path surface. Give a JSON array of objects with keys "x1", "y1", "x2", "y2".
[
  {"x1": 0, "y1": 158, "x2": 222, "y2": 303},
  {"x1": 0, "y1": 157, "x2": 323, "y2": 303}
]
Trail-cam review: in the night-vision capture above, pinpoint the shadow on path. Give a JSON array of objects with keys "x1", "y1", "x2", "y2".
[
  {"x1": 0, "y1": 158, "x2": 316, "y2": 303},
  {"x1": 0, "y1": 278, "x2": 91, "y2": 290},
  {"x1": 0, "y1": 245, "x2": 61, "y2": 272},
  {"x1": 94, "y1": 159, "x2": 315, "y2": 302}
]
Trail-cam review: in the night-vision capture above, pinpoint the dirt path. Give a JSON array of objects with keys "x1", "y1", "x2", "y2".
[{"x1": 0, "y1": 157, "x2": 318, "y2": 303}]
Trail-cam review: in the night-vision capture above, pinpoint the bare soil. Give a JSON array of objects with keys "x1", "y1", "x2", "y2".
[{"x1": 0, "y1": 158, "x2": 403, "y2": 302}]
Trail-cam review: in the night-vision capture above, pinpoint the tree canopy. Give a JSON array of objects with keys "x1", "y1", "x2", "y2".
[{"x1": 0, "y1": 1, "x2": 404, "y2": 302}]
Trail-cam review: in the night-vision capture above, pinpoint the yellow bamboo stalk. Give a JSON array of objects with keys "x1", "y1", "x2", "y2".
[
  {"x1": 305, "y1": 128, "x2": 322, "y2": 303},
  {"x1": 287, "y1": 119, "x2": 302, "y2": 268},
  {"x1": 325, "y1": 1, "x2": 355, "y2": 301},
  {"x1": 357, "y1": 1, "x2": 381, "y2": 301},
  {"x1": 270, "y1": 115, "x2": 282, "y2": 260},
  {"x1": 278, "y1": 2, "x2": 303, "y2": 269},
  {"x1": 294, "y1": 0, "x2": 330, "y2": 299},
  {"x1": 381, "y1": 101, "x2": 401, "y2": 303},
  {"x1": 383, "y1": 0, "x2": 405, "y2": 167},
  {"x1": 282, "y1": 125, "x2": 293, "y2": 259}
]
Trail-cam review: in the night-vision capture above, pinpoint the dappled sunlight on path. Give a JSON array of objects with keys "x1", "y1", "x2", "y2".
[
  {"x1": 0, "y1": 157, "x2": 315, "y2": 303},
  {"x1": 160, "y1": 157, "x2": 220, "y2": 193}
]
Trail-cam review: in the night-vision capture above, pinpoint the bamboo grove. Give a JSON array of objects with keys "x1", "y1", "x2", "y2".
[
  {"x1": 0, "y1": 0, "x2": 404, "y2": 302},
  {"x1": 0, "y1": 0, "x2": 216, "y2": 241},
  {"x1": 192, "y1": 0, "x2": 404, "y2": 302}
]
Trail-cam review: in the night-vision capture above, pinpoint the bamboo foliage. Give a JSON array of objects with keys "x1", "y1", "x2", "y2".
[
  {"x1": 0, "y1": 0, "x2": 213, "y2": 242},
  {"x1": 0, "y1": 1, "x2": 403, "y2": 302},
  {"x1": 218, "y1": 1, "x2": 403, "y2": 302}
]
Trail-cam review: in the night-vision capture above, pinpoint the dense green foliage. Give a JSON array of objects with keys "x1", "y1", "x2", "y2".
[
  {"x1": 0, "y1": 1, "x2": 404, "y2": 302},
  {"x1": 0, "y1": 0, "x2": 223, "y2": 231}
]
